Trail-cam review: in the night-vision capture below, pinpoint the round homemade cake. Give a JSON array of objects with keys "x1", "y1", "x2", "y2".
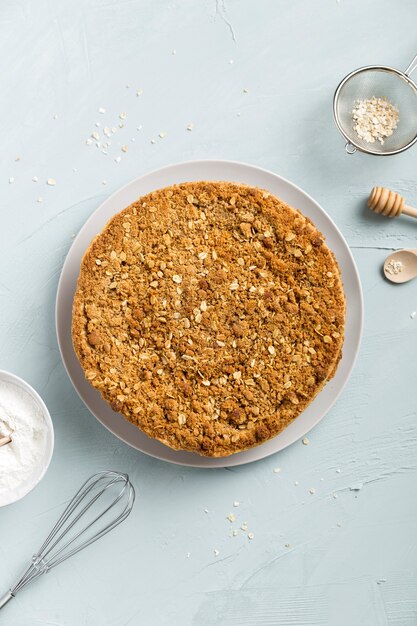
[{"x1": 72, "y1": 182, "x2": 345, "y2": 457}]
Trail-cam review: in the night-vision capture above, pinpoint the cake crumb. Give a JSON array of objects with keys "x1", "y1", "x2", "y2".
[
  {"x1": 47, "y1": 178, "x2": 56, "y2": 186},
  {"x1": 309, "y1": 487, "x2": 316, "y2": 495},
  {"x1": 273, "y1": 467, "x2": 281, "y2": 474},
  {"x1": 302, "y1": 437, "x2": 309, "y2": 445},
  {"x1": 233, "y1": 500, "x2": 240, "y2": 507},
  {"x1": 248, "y1": 532, "x2": 254, "y2": 540}
]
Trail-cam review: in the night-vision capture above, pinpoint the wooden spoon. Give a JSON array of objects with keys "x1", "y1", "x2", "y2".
[
  {"x1": 0, "y1": 435, "x2": 12, "y2": 447},
  {"x1": 383, "y1": 249, "x2": 417, "y2": 283}
]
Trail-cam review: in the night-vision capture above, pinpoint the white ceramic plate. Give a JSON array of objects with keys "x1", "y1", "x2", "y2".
[{"x1": 56, "y1": 160, "x2": 363, "y2": 468}]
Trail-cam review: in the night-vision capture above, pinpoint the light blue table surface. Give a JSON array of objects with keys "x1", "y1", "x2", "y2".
[{"x1": 1, "y1": 1, "x2": 417, "y2": 624}]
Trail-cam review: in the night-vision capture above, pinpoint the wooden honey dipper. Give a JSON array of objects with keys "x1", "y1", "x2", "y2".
[{"x1": 368, "y1": 187, "x2": 417, "y2": 219}]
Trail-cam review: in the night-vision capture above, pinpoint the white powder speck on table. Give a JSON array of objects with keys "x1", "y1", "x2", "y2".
[{"x1": 0, "y1": 379, "x2": 48, "y2": 505}]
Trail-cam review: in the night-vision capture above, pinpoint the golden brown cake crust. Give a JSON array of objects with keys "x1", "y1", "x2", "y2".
[{"x1": 72, "y1": 182, "x2": 345, "y2": 457}]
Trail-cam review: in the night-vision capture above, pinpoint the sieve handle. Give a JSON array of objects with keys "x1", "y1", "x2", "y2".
[{"x1": 404, "y1": 53, "x2": 417, "y2": 76}]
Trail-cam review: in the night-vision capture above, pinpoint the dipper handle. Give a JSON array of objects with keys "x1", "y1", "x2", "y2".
[{"x1": 368, "y1": 186, "x2": 417, "y2": 219}]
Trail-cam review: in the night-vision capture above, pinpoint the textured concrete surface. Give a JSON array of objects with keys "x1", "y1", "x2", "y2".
[{"x1": 1, "y1": 1, "x2": 417, "y2": 624}]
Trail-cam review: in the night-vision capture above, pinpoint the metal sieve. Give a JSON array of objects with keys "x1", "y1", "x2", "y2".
[{"x1": 333, "y1": 53, "x2": 417, "y2": 155}]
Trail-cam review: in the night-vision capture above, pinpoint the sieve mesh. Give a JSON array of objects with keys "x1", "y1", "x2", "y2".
[{"x1": 334, "y1": 66, "x2": 417, "y2": 155}]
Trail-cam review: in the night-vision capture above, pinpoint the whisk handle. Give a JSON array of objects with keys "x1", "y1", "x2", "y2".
[{"x1": 0, "y1": 590, "x2": 14, "y2": 610}]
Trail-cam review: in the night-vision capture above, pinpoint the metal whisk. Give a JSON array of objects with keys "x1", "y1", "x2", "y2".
[{"x1": 0, "y1": 470, "x2": 135, "y2": 611}]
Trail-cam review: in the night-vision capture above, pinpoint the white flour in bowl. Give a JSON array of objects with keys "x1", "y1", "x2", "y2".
[{"x1": 0, "y1": 379, "x2": 48, "y2": 505}]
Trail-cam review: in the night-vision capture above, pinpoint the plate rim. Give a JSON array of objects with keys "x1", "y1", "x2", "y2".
[{"x1": 56, "y1": 159, "x2": 363, "y2": 468}]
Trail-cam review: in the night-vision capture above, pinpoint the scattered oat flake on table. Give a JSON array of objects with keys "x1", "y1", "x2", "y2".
[
  {"x1": 98, "y1": 107, "x2": 106, "y2": 114},
  {"x1": 150, "y1": 139, "x2": 156, "y2": 144},
  {"x1": 37, "y1": 197, "x2": 43, "y2": 203},
  {"x1": 248, "y1": 533, "x2": 254, "y2": 540},
  {"x1": 119, "y1": 112, "x2": 127, "y2": 120},
  {"x1": 240, "y1": 522, "x2": 248, "y2": 531},
  {"x1": 214, "y1": 549, "x2": 219, "y2": 557},
  {"x1": 302, "y1": 437, "x2": 309, "y2": 445},
  {"x1": 352, "y1": 97, "x2": 399, "y2": 145},
  {"x1": 187, "y1": 123, "x2": 194, "y2": 131},
  {"x1": 285, "y1": 543, "x2": 291, "y2": 548},
  {"x1": 309, "y1": 487, "x2": 316, "y2": 495},
  {"x1": 32, "y1": 176, "x2": 38, "y2": 182},
  {"x1": 121, "y1": 145, "x2": 129, "y2": 153},
  {"x1": 294, "y1": 481, "x2": 299, "y2": 486},
  {"x1": 226, "y1": 513, "x2": 236, "y2": 523},
  {"x1": 47, "y1": 178, "x2": 56, "y2": 186},
  {"x1": 159, "y1": 131, "x2": 166, "y2": 138},
  {"x1": 232, "y1": 529, "x2": 238, "y2": 536},
  {"x1": 15, "y1": 155, "x2": 20, "y2": 161},
  {"x1": 243, "y1": 88, "x2": 249, "y2": 93},
  {"x1": 85, "y1": 138, "x2": 93, "y2": 145},
  {"x1": 233, "y1": 501, "x2": 240, "y2": 507},
  {"x1": 410, "y1": 311, "x2": 417, "y2": 319},
  {"x1": 91, "y1": 132, "x2": 100, "y2": 141},
  {"x1": 136, "y1": 89, "x2": 143, "y2": 97},
  {"x1": 273, "y1": 467, "x2": 281, "y2": 473}
]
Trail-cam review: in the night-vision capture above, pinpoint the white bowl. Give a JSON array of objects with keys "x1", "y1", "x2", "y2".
[{"x1": 0, "y1": 370, "x2": 54, "y2": 506}]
